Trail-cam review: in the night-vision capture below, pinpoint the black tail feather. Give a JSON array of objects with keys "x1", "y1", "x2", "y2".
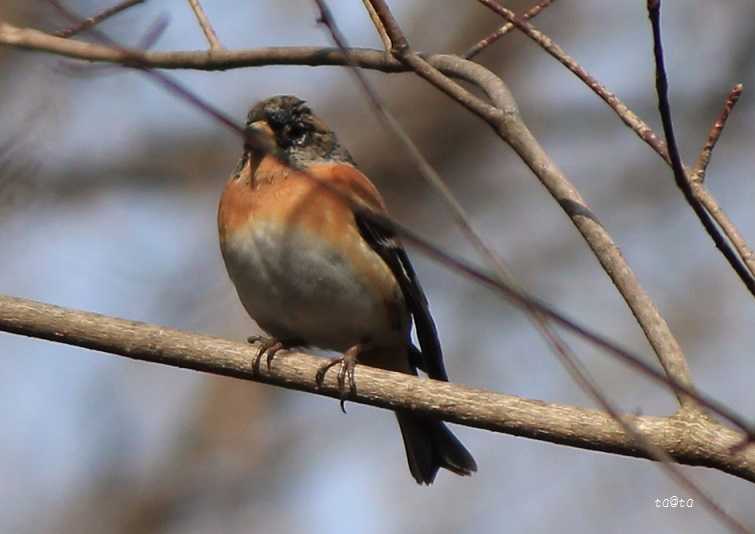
[{"x1": 396, "y1": 411, "x2": 477, "y2": 485}]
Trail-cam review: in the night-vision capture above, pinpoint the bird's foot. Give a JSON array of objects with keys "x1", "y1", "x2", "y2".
[
  {"x1": 315, "y1": 344, "x2": 361, "y2": 413},
  {"x1": 247, "y1": 335, "x2": 295, "y2": 374}
]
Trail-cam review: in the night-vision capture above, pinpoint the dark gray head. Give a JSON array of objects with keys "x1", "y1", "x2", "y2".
[{"x1": 245, "y1": 95, "x2": 354, "y2": 168}]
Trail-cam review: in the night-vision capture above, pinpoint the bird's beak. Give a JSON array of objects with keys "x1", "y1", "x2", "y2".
[{"x1": 245, "y1": 120, "x2": 276, "y2": 154}]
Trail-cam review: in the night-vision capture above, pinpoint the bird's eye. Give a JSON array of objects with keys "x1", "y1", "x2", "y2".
[{"x1": 288, "y1": 124, "x2": 309, "y2": 146}]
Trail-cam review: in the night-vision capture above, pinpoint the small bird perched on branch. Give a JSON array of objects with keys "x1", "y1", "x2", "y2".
[{"x1": 217, "y1": 95, "x2": 476, "y2": 484}]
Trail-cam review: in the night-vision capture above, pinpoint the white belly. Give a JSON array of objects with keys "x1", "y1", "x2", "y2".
[{"x1": 221, "y1": 221, "x2": 408, "y2": 351}]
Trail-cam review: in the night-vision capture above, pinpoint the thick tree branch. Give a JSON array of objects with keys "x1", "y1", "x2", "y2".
[{"x1": 0, "y1": 294, "x2": 753, "y2": 483}]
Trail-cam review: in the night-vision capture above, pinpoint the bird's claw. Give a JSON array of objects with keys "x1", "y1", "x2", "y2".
[
  {"x1": 315, "y1": 345, "x2": 359, "y2": 413},
  {"x1": 247, "y1": 336, "x2": 285, "y2": 374}
]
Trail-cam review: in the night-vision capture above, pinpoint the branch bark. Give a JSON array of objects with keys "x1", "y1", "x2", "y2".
[{"x1": 0, "y1": 294, "x2": 752, "y2": 483}]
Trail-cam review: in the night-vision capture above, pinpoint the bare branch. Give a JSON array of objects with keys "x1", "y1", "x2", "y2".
[
  {"x1": 473, "y1": 0, "x2": 670, "y2": 163},
  {"x1": 693, "y1": 84, "x2": 743, "y2": 181},
  {"x1": 363, "y1": 0, "x2": 408, "y2": 53},
  {"x1": 54, "y1": 0, "x2": 145, "y2": 38},
  {"x1": 688, "y1": 85, "x2": 755, "y2": 281},
  {"x1": 186, "y1": 0, "x2": 223, "y2": 50},
  {"x1": 1, "y1": 293, "x2": 754, "y2": 485},
  {"x1": 464, "y1": 0, "x2": 557, "y2": 60},
  {"x1": 646, "y1": 1, "x2": 755, "y2": 297},
  {"x1": 361, "y1": 0, "x2": 391, "y2": 53}
]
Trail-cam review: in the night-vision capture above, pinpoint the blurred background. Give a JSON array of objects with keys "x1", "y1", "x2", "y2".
[{"x1": 1, "y1": 1, "x2": 754, "y2": 532}]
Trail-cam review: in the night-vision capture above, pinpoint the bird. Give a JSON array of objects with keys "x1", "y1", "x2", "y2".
[{"x1": 217, "y1": 95, "x2": 476, "y2": 484}]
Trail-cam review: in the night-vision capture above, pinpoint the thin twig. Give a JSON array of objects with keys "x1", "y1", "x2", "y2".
[
  {"x1": 692, "y1": 183, "x2": 755, "y2": 279},
  {"x1": 186, "y1": 0, "x2": 223, "y2": 50},
  {"x1": 52, "y1": 14, "x2": 168, "y2": 78},
  {"x1": 474, "y1": 0, "x2": 670, "y2": 163},
  {"x1": 137, "y1": 14, "x2": 169, "y2": 50},
  {"x1": 464, "y1": 0, "x2": 557, "y2": 59},
  {"x1": 46, "y1": 1, "x2": 245, "y2": 139},
  {"x1": 647, "y1": 0, "x2": 755, "y2": 298},
  {"x1": 54, "y1": 0, "x2": 145, "y2": 38},
  {"x1": 693, "y1": 84, "x2": 743, "y2": 182},
  {"x1": 361, "y1": 0, "x2": 391, "y2": 53},
  {"x1": 364, "y1": 0, "x2": 408, "y2": 53},
  {"x1": 688, "y1": 85, "x2": 755, "y2": 279}
]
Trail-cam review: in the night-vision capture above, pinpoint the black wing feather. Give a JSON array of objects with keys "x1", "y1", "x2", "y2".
[{"x1": 355, "y1": 212, "x2": 448, "y2": 382}]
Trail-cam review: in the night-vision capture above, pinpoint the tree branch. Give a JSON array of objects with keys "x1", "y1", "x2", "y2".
[
  {"x1": 647, "y1": 0, "x2": 755, "y2": 298},
  {"x1": 689, "y1": 85, "x2": 755, "y2": 279},
  {"x1": 186, "y1": 0, "x2": 223, "y2": 50},
  {"x1": 53, "y1": 0, "x2": 145, "y2": 38},
  {"x1": 0, "y1": 293, "x2": 753, "y2": 483},
  {"x1": 463, "y1": 0, "x2": 557, "y2": 59},
  {"x1": 473, "y1": 0, "x2": 669, "y2": 163}
]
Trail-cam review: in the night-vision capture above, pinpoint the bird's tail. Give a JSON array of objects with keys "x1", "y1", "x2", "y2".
[{"x1": 395, "y1": 411, "x2": 477, "y2": 485}]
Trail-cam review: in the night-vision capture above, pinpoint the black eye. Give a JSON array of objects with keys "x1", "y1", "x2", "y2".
[
  {"x1": 268, "y1": 109, "x2": 289, "y2": 128},
  {"x1": 288, "y1": 124, "x2": 309, "y2": 145}
]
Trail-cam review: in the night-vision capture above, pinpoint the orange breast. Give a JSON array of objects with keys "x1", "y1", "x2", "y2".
[{"x1": 217, "y1": 153, "x2": 408, "y2": 349}]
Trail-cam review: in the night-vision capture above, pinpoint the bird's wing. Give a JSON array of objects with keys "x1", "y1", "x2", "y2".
[
  {"x1": 354, "y1": 209, "x2": 448, "y2": 382},
  {"x1": 306, "y1": 162, "x2": 448, "y2": 382}
]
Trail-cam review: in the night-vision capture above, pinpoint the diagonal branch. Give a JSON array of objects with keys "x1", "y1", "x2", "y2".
[
  {"x1": 646, "y1": 0, "x2": 755, "y2": 297},
  {"x1": 1, "y1": 293, "x2": 753, "y2": 484},
  {"x1": 693, "y1": 84, "x2": 743, "y2": 181},
  {"x1": 361, "y1": 0, "x2": 391, "y2": 53},
  {"x1": 186, "y1": 0, "x2": 223, "y2": 50},
  {"x1": 474, "y1": 0, "x2": 670, "y2": 162},
  {"x1": 464, "y1": 0, "x2": 557, "y2": 59},
  {"x1": 688, "y1": 85, "x2": 755, "y2": 279},
  {"x1": 54, "y1": 0, "x2": 145, "y2": 38}
]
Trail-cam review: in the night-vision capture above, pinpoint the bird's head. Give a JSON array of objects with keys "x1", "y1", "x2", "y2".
[{"x1": 244, "y1": 95, "x2": 354, "y2": 167}]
